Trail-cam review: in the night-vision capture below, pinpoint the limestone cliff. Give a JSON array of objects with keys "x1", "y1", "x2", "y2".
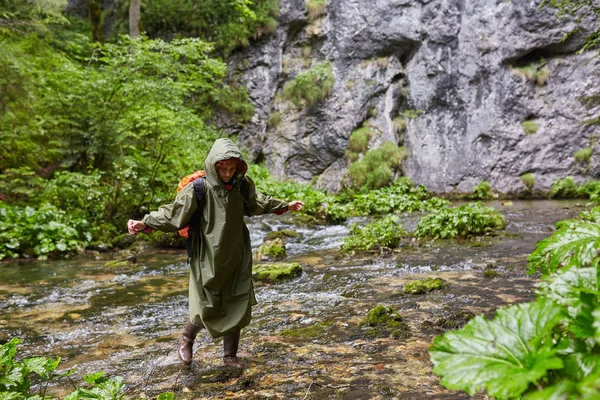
[{"x1": 228, "y1": 0, "x2": 600, "y2": 194}]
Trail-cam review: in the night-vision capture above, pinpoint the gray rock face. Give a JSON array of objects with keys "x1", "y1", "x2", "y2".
[{"x1": 232, "y1": 0, "x2": 600, "y2": 194}]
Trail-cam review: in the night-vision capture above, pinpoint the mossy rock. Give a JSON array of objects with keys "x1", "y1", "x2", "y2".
[
  {"x1": 403, "y1": 278, "x2": 445, "y2": 294},
  {"x1": 264, "y1": 229, "x2": 299, "y2": 241},
  {"x1": 252, "y1": 262, "x2": 302, "y2": 283},
  {"x1": 257, "y1": 238, "x2": 287, "y2": 260},
  {"x1": 360, "y1": 305, "x2": 411, "y2": 339}
]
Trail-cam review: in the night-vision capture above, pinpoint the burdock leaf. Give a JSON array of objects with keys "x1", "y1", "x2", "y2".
[{"x1": 429, "y1": 298, "x2": 564, "y2": 398}]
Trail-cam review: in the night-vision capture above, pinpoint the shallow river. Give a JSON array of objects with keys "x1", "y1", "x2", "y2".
[{"x1": 0, "y1": 200, "x2": 587, "y2": 399}]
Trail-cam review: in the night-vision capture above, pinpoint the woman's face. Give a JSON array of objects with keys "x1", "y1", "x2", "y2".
[{"x1": 216, "y1": 159, "x2": 237, "y2": 182}]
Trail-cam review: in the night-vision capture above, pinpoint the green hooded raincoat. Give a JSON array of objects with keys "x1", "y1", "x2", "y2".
[{"x1": 142, "y1": 139, "x2": 289, "y2": 338}]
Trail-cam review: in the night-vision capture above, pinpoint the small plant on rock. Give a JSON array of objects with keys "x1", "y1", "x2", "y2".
[
  {"x1": 549, "y1": 176, "x2": 580, "y2": 199},
  {"x1": 574, "y1": 147, "x2": 592, "y2": 164},
  {"x1": 282, "y1": 61, "x2": 334, "y2": 108},
  {"x1": 521, "y1": 173, "x2": 536, "y2": 191},
  {"x1": 521, "y1": 119, "x2": 539, "y2": 135}
]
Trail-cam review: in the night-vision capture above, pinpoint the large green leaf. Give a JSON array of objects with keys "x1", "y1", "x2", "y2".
[
  {"x1": 527, "y1": 219, "x2": 600, "y2": 276},
  {"x1": 430, "y1": 298, "x2": 564, "y2": 398}
]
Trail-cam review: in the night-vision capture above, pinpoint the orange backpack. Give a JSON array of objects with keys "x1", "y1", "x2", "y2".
[{"x1": 177, "y1": 170, "x2": 206, "y2": 238}]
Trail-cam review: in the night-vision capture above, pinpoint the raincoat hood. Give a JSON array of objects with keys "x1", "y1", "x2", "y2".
[{"x1": 204, "y1": 138, "x2": 248, "y2": 188}]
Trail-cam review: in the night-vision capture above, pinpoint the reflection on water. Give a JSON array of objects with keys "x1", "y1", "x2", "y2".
[{"x1": 0, "y1": 200, "x2": 587, "y2": 398}]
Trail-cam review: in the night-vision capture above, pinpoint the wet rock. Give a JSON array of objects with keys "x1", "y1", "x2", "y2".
[
  {"x1": 252, "y1": 262, "x2": 302, "y2": 283},
  {"x1": 103, "y1": 252, "x2": 136, "y2": 269},
  {"x1": 255, "y1": 238, "x2": 287, "y2": 261},
  {"x1": 403, "y1": 277, "x2": 445, "y2": 294},
  {"x1": 264, "y1": 229, "x2": 299, "y2": 241}
]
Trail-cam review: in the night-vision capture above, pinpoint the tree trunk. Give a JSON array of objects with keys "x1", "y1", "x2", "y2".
[
  {"x1": 129, "y1": 0, "x2": 141, "y2": 37},
  {"x1": 88, "y1": 0, "x2": 103, "y2": 43}
]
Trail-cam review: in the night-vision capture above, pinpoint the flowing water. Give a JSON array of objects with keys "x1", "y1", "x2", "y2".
[{"x1": 0, "y1": 200, "x2": 587, "y2": 399}]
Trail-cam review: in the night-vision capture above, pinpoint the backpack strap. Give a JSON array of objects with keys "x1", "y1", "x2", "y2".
[
  {"x1": 186, "y1": 177, "x2": 206, "y2": 258},
  {"x1": 240, "y1": 177, "x2": 250, "y2": 216}
]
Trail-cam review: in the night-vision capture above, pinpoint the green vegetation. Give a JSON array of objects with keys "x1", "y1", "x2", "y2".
[
  {"x1": 415, "y1": 202, "x2": 506, "y2": 239},
  {"x1": 393, "y1": 117, "x2": 407, "y2": 133},
  {"x1": 346, "y1": 142, "x2": 408, "y2": 191},
  {"x1": 431, "y1": 207, "x2": 600, "y2": 399},
  {"x1": 345, "y1": 125, "x2": 374, "y2": 162},
  {"x1": 404, "y1": 278, "x2": 445, "y2": 294},
  {"x1": 511, "y1": 59, "x2": 551, "y2": 86},
  {"x1": 280, "y1": 321, "x2": 331, "y2": 338},
  {"x1": 399, "y1": 109, "x2": 423, "y2": 119},
  {"x1": 265, "y1": 229, "x2": 299, "y2": 240},
  {"x1": 282, "y1": 61, "x2": 334, "y2": 108},
  {"x1": 360, "y1": 306, "x2": 411, "y2": 339},
  {"x1": 258, "y1": 238, "x2": 287, "y2": 260},
  {"x1": 574, "y1": 147, "x2": 592, "y2": 164},
  {"x1": 252, "y1": 262, "x2": 302, "y2": 282},
  {"x1": 521, "y1": 119, "x2": 539, "y2": 135},
  {"x1": 306, "y1": 0, "x2": 327, "y2": 20},
  {"x1": 521, "y1": 173, "x2": 536, "y2": 191},
  {"x1": 267, "y1": 111, "x2": 282, "y2": 128},
  {"x1": 342, "y1": 215, "x2": 407, "y2": 252},
  {"x1": 549, "y1": 176, "x2": 580, "y2": 198},
  {"x1": 0, "y1": 338, "x2": 174, "y2": 400},
  {"x1": 118, "y1": 0, "x2": 281, "y2": 56},
  {"x1": 469, "y1": 180, "x2": 492, "y2": 200}
]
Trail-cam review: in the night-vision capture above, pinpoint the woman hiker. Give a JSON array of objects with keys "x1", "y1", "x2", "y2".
[{"x1": 127, "y1": 138, "x2": 304, "y2": 367}]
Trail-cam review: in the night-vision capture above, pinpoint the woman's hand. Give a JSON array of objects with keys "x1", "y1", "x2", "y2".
[
  {"x1": 127, "y1": 219, "x2": 147, "y2": 235},
  {"x1": 288, "y1": 201, "x2": 304, "y2": 212}
]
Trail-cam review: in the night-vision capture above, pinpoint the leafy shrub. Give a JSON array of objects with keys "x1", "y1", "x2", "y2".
[
  {"x1": 521, "y1": 119, "x2": 539, "y2": 135},
  {"x1": 579, "y1": 180, "x2": 600, "y2": 202},
  {"x1": 521, "y1": 173, "x2": 536, "y2": 191},
  {"x1": 549, "y1": 176, "x2": 580, "y2": 198},
  {"x1": 0, "y1": 202, "x2": 92, "y2": 260},
  {"x1": 431, "y1": 207, "x2": 600, "y2": 399},
  {"x1": 574, "y1": 147, "x2": 592, "y2": 164},
  {"x1": 415, "y1": 202, "x2": 506, "y2": 239},
  {"x1": 282, "y1": 61, "x2": 334, "y2": 108},
  {"x1": 342, "y1": 215, "x2": 407, "y2": 252},
  {"x1": 348, "y1": 177, "x2": 450, "y2": 216},
  {"x1": 346, "y1": 142, "x2": 408, "y2": 191},
  {"x1": 347, "y1": 126, "x2": 373, "y2": 155},
  {"x1": 469, "y1": 180, "x2": 492, "y2": 200}
]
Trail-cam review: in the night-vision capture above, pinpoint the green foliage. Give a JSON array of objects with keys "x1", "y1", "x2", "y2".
[
  {"x1": 541, "y1": 0, "x2": 600, "y2": 54},
  {"x1": 430, "y1": 298, "x2": 565, "y2": 398},
  {"x1": 0, "y1": 202, "x2": 92, "y2": 260},
  {"x1": 392, "y1": 117, "x2": 407, "y2": 133},
  {"x1": 521, "y1": 173, "x2": 536, "y2": 191},
  {"x1": 346, "y1": 142, "x2": 408, "y2": 191},
  {"x1": 469, "y1": 180, "x2": 492, "y2": 200},
  {"x1": 211, "y1": 82, "x2": 256, "y2": 124},
  {"x1": 347, "y1": 126, "x2": 373, "y2": 155},
  {"x1": 527, "y1": 207, "x2": 600, "y2": 277},
  {"x1": 348, "y1": 177, "x2": 450, "y2": 216},
  {"x1": 404, "y1": 278, "x2": 445, "y2": 294},
  {"x1": 1, "y1": 337, "x2": 173, "y2": 399},
  {"x1": 115, "y1": 0, "x2": 280, "y2": 56},
  {"x1": 579, "y1": 180, "x2": 600, "y2": 203},
  {"x1": 306, "y1": 0, "x2": 327, "y2": 20},
  {"x1": 550, "y1": 176, "x2": 580, "y2": 198},
  {"x1": 415, "y1": 202, "x2": 506, "y2": 239},
  {"x1": 282, "y1": 61, "x2": 334, "y2": 108},
  {"x1": 252, "y1": 262, "x2": 302, "y2": 282},
  {"x1": 342, "y1": 215, "x2": 407, "y2": 252},
  {"x1": 432, "y1": 206, "x2": 600, "y2": 399},
  {"x1": 574, "y1": 147, "x2": 592, "y2": 164},
  {"x1": 521, "y1": 119, "x2": 539, "y2": 135}
]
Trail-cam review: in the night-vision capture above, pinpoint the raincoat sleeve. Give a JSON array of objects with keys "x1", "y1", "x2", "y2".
[
  {"x1": 141, "y1": 183, "x2": 198, "y2": 232},
  {"x1": 244, "y1": 175, "x2": 289, "y2": 216}
]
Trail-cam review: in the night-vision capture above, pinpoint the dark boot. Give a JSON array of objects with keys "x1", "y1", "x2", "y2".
[
  {"x1": 178, "y1": 321, "x2": 201, "y2": 366},
  {"x1": 223, "y1": 329, "x2": 243, "y2": 368}
]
